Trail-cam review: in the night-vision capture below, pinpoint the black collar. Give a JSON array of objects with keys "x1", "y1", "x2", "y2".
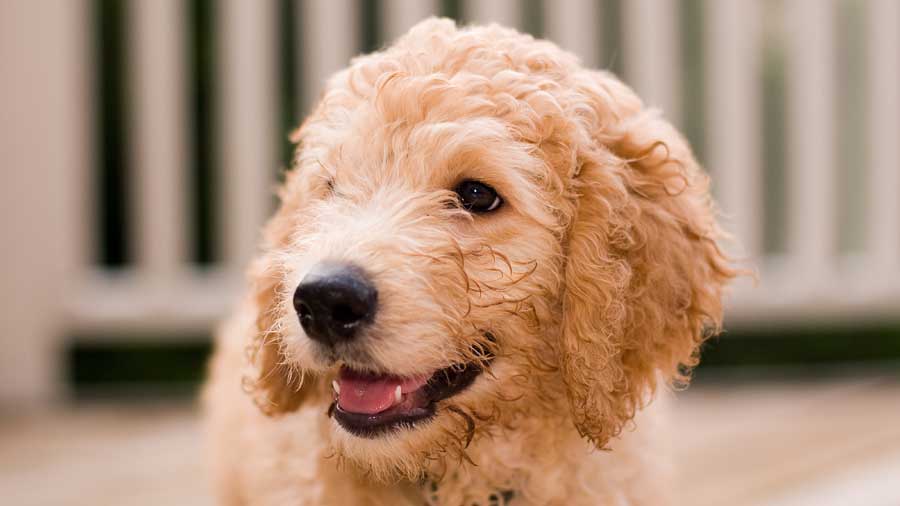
[{"x1": 422, "y1": 480, "x2": 515, "y2": 505}]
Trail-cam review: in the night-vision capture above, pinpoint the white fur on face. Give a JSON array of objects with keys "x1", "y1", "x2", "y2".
[
  {"x1": 267, "y1": 105, "x2": 567, "y2": 476},
  {"x1": 245, "y1": 18, "x2": 732, "y2": 483},
  {"x1": 275, "y1": 103, "x2": 565, "y2": 380}
]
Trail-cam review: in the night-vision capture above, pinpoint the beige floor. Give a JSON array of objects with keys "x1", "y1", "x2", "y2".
[{"x1": 2, "y1": 375, "x2": 899, "y2": 506}]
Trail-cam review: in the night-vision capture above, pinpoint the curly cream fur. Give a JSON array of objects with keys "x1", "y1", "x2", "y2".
[{"x1": 204, "y1": 18, "x2": 735, "y2": 505}]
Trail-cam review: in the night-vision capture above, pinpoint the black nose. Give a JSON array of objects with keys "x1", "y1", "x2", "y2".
[{"x1": 293, "y1": 263, "x2": 378, "y2": 346}]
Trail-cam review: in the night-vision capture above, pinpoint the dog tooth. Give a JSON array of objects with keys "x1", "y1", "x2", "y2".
[
  {"x1": 332, "y1": 380, "x2": 340, "y2": 395},
  {"x1": 394, "y1": 385, "x2": 402, "y2": 403}
]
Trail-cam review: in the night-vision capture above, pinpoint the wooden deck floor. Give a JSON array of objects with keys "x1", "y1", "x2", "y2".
[{"x1": 2, "y1": 375, "x2": 899, "y2": 506}]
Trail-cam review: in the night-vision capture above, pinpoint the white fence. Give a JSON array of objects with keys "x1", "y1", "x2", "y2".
[{"x1": 1, "y1": 0, "x2": 899, "y2": 404}]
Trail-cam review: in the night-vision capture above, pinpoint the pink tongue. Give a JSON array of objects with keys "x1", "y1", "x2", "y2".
[{"x1": 337, "y1": 369, "x2": 430, "y2": 415}]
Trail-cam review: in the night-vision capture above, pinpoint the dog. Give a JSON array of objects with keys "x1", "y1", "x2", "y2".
[{"x1": 204, "y1": 18, "x2": 734, "y2": 506}]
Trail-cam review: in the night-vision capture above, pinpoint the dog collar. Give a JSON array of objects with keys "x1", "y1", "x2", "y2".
[{"x1": 422, "y1": 480, "x2": 515, "y2": 505}]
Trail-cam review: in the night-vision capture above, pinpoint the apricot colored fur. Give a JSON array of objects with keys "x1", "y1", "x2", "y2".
[{"x1": 204, "y1": 18, "x2": 735, "y2": 506}]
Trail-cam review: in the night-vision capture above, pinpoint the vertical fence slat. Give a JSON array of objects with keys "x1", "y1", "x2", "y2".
[
  {"x1": 786, "y1": 0, "x2": 836, "y2": 282},
  {"x1": 622, "y1": 0, "x2": 681, "y2": 124},
  {"x1": 464, "y1": 0, "x2": 521, "y2": 28},
  {"x1": 0, "y1": 0, "x2": 91, "y2": 403},
  {"x1": 129, "y1": 0, "x2": 189, "y2": 278},
  {"x1": 301, "y1": 0, "x2": 358, "y2": 112},
  {"x1": 706, "y1": 0, "x2": 762, "y2": 260},
  {"x1": 219, "y1": 0, "x2": 278, "y2": 268},
  {"x1": 867, "y1": 0, "x2": 900, "y2": 278},
  {"x1": 543, "y1": 0, "x2": 599, "y2": 68},
  {"x1": 383, "y1": 0, "x2": 438, "y2": 43}
]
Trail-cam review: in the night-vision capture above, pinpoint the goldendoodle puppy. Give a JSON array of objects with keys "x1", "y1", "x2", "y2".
[{"x1": 205, "y1": 18, "x2": 734, "y2": 506}]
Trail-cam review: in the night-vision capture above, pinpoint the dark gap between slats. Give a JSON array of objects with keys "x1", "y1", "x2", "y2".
[
  {"x1": 680, "y1": 0, "x2": 706, "y2": 166},
  {"x1": 835, "y1": 0, "x2": 867, "y2": 256},
  {"x1": 441, "y1": 0, "x2": 465, "y2": 25},
  {"x1": 279, "y1": 0, "x2": 302, "y2": 176},
  {"x1": 522, "y1": 0, "x2": 544, "y2": 38},
  {"x1": 359, "y1": 0, "x2": 383, "y2": 53},
  {"x1": 188, "y1": 0, "x2": 219, "y2": 265},
  {"x1": 94, "y1": 0, "x2": 130, "y2": 267},
  {"x1": 761, "y1": 2, "x2": 788, "y2": 255},
  {"x1": 599, "y1": 0, "x2": 624, "y2": 77}
]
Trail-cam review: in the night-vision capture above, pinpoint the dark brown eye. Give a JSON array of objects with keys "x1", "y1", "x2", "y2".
[{"x1": 454, "y1": 180, "x2": 502, "y2": 213}]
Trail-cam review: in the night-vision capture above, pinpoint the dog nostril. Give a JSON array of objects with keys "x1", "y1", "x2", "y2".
[
  {"x1": 331, "y1": 303, "x2": 366, "y2": 326},
  {"x1": 297, "y1": 301, "x2": 313, "y2": 323}
]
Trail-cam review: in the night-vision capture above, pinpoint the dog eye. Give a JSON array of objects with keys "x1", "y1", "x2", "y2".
[{"x1": 454, "y1": 180, "x2": 502, "y2": 213}]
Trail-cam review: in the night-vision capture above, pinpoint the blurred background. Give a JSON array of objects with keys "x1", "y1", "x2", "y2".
[{"x1": 1, "y1": 0, "x2": 899, "y2": 505}]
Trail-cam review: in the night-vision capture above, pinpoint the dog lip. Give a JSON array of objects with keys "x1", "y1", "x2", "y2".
[
  {"x1": 330, "y1": 360, "x2": 487, "y2": 438},
  {"x1": 332, "y1": 402, "x2": 436, "y2": 438}
]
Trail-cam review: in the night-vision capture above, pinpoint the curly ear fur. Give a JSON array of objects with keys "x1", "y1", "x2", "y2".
[
  {"x1": 244, "y1": 171, "x2": 321, "y2": 416},
  {"x1": 243, "y1": 260, "x2": 313, "y2": 415},
  {"x1": 560, "y1": 71, "x2": 735, "y2": 448}
]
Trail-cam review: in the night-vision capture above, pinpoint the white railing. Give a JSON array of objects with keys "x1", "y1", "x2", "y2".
[{"x1": 1, "y1": 0, "x2": 898, "y2": 404}]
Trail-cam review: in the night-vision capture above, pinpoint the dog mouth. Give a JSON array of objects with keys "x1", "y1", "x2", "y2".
[{"x1": 329, "y1": 361, "x2": 485, "y2": 438}]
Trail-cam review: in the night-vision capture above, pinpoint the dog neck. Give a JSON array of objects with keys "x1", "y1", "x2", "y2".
[{"x1": 412, "y1": 408, "x2": 592, "y2": 505}]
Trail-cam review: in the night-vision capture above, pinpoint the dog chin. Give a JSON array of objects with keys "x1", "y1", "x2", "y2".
[{"x1": 328, "y1": 402, "x2": 477, "y2": 482}]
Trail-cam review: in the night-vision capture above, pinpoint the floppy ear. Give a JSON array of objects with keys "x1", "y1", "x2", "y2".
[
  {"x1": 243, "y1": 168, "x2": 322, "y2": 416},
  {"x1": 559, "y1": 72, "x2": 735, "y2": 448},
  {"x1": 243, "y1": 258, "x2": 315, "y2": 416}
]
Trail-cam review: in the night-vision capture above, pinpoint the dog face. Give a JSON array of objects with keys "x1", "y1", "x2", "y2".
[{"x1": 245, "y1": 19, "x2": 733, "y2": 481}]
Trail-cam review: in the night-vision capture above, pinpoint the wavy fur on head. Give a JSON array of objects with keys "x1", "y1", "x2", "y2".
[{"x1": 205, "y1": 18, "x2": 735, "y2": 506}]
